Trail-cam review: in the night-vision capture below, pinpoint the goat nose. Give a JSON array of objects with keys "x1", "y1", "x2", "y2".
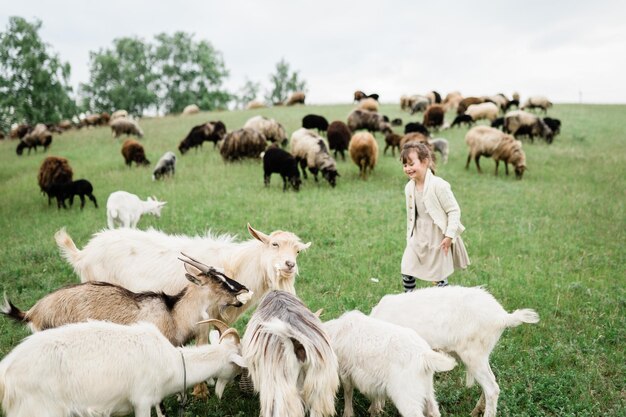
[{"x1": 285, "y1": 261, "x2": 295, "y2": 270}]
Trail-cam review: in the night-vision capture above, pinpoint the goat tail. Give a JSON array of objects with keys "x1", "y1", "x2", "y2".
[
  {"x1": 421, "y1": 350, "x2": 457, "y2": 374},
  {"x1": 506, "y1": 308, "x2": 540, "y2": 328},
  {"x1": 54, "y1": 227, "x2": 81, "y2": 265},
  {"x1": 1, "y1": 293, "x2": 27, "y2": 323}
]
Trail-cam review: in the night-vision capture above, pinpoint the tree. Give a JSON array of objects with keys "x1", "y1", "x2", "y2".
[
  {"x1": 0, "y1": 16, "x2": 76, "y2": 130},
  {"x1": 264, "y1": 59, "x2": 306, "y2": 105},
  {"x1": 234, "y1": 78, "x2": 261, "y2": 109},
  {"x1": 80, "y1": 37, "x2": 157, "y2": 116},
  {"x1": 152, "y1": 32, "x2": 231, "y2": 114}
]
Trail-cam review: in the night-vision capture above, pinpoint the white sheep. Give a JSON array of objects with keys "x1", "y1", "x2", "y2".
[
  {"x1": 428, "y1": 137, "x2": 449, "y2": 164},
  {"x1": 291, "y1": 128, "x2": 339, "y2": 187},
  {"x1": 243, "y1": 115, "x2": 288, "y2": 146},
  {"x1": 521, "y1": 95, "x2": 552, "y2": 113},
  {"x1": 0, "y1": 320, "x2": 244, "y2": 417},
  {"x1": 323, "y1": 310, "x2": 457, "y2": 417},
  {"x1": 106, "y1": 191, "x2": 166, "y2": 228},
  {"x1": 465, "y1": 125, "x2": 527, "y2": 179},
  {"x1": 370, "y1": 286, "x2": 540, "y2": 417},
  {"x1": 465, "y1": 102, "x2": 500, "y2": 122},
  {"x1": 242, "y1": 291, "x2": 339, "y2": 417}
]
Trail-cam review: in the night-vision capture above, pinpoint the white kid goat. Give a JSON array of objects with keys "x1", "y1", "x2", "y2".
[{"x1": 106, "y1": 190, "x2": 166, "y2": 228}]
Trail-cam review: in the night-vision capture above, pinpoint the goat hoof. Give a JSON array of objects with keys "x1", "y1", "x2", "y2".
[{"x1": 192, "y1": 382, "x2": 210, "y2": 399}]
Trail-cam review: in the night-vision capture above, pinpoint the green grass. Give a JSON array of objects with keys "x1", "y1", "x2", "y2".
[{"x1": 0, "y1": 103, "x2": 624, "y2": 416}]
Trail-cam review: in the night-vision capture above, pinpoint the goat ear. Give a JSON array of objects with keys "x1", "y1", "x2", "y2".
[
  {"x1": 247, "y1": 223, "x2": 270, "y2": 244},
  {"x1": 185, "y1": 273, "x2": 202, "y2": 286},
  {"x1": 183, "y1": 262, "x2": 202, "y2": 277},
  {"x1": 229, "y1": 353, "x2": 247, "y2": 368},
  {"x1": 300, "y1": 242, "x2": 312, "y2": 251}
]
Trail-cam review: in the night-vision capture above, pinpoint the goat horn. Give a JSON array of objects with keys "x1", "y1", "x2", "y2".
[
  {"x1": 197, "y1": 318, "x2": 230, "y2": 335},
  {"x1": 219, "y1": 328, "x2": 241, "y2": 344},
  {"x1": 178, "y1": 252, "x2": 210, "y2": 273},
  {"x1": 313, "y1": 308, "x2": 323, "y2": 318}
]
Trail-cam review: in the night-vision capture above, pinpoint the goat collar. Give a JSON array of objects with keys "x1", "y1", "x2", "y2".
[{"x1": 178, "y1": 350, "x2": 188, "y2": 417}]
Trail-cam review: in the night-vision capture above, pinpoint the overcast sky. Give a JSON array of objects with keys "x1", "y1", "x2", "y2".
[{"x1": 2, "y1": 0, "x2": 626, "y2": 104}]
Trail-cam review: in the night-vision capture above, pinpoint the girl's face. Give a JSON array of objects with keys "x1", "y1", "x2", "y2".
[{"x1": 403, "y1": 151, "x2": 429, "y2": 181}]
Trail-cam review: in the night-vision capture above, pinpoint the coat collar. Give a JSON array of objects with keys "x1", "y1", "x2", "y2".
[{"x1": 422, "y1": 168, "x2": 434, "y2": 194}]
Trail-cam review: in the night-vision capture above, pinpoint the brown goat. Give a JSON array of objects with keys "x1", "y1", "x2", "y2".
[
  {"x1": 38, "y1": 156, "x2": 73, "y2": 205},
  {"x1": 121, "y1": 139, "x2": 150, "y2": 166}
]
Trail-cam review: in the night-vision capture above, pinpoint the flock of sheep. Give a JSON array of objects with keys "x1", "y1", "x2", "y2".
[{"x1": 1, "y1": 90, "x2": 550, "y2": 417}]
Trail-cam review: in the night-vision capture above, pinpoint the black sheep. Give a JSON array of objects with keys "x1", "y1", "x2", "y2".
[
  {"x1": 263, "y1": 146, "x2": 301, "y2": 192},
  {"x1": 491, "y1": 117, "x2": 505, "y2": 130},
  {"x1": 46, "y1": 179, "x2": 98, "y2": 210},
  {"x1": 543, "y1": 117, "x2": 561, "y2": 136},
  {"x1": 326, "y1": 121, "x2": 352, "y2": 161},
  {"x1": 451, "y1": 114, "x2": 475, "y2": 128},
  {"x1": 178, "y1": 121, "x2": 227, "y2": 154},
  {"x1": 404, "y1": 122, "x2": 430, "y2": 137},
  {"x1": 302, "y1": 114, "x2": 329, "y2": 133}
]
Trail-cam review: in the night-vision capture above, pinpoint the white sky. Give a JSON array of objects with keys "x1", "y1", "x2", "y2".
[{"x1": 2, "y1": 0, "x2": 626, "y2": 104}]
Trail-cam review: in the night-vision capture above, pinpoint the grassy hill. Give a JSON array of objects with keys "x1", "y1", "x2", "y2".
[{"x1": 0, "y1": 103, "x2": 624, "y2": 416}]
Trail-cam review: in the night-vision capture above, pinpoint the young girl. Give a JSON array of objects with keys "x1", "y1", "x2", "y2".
[{"x1": 400, "y1": 142, "x2": 470, "y2": 291}]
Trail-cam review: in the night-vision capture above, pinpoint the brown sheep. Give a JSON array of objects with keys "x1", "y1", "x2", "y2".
[
  {"x1": 219, "y1": 128, "x2": 267, "y2": 162},
  {"x1": 384, "y1": 132, "x2": 403, "y2": 157},
  {"x1": 465, "y1": 126, "x2": 526, "y2": 179},
  {"x1": 327, "y1": 121, "x2": 352, "y2": 161},
  {"x1": 347, "y1": 109, "x2": 392, "y2": 135},
  {"x1": 349, "y1": 132, "x2": 379, "y2": 179},
  {"x1": 457, "y1": 97, "x2": 484, "y2": 115},
  {"x1": 16, "y1": 124, "x2": 52, "y2": 155},
  {"x1": 38, "y1": 156, "x2": 73, "y2": 205},
  {"x1": 121, "y1": 139, "x2": 150, "y2": 167},
  {"x1": 285, "y1": 91, "x2": 306, "y2": 106},
  {"x1": 110, "y1": 118, "x2": 143, "y2": 138},
  {"x1": 423, "y1": 104, "x2": 445, "y2": 130}
]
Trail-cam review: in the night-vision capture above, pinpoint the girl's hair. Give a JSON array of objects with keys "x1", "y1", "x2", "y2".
[{"x1": 400, "y1": 141, "x2": 436, "y2": 174}]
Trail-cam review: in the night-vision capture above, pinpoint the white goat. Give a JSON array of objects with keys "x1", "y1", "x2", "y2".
[
  {"x1": 106, "y1": 191, "x2": 166, "y2": 229},
  {"x1": 242, "y1": 291, "x2": 339, "y2": 417},
  {"x1": 323, "y1": 310, "x2": 456, "y2": 417},
  {"x1": 0, "y1": 320, "x2": 244, "y2": 417},
  {"x1": 54, "y1": 224, "x2": 310, "y2": 325},
  {"x1": 370, "y1": 286, "x2": 540, "y2": 417}
]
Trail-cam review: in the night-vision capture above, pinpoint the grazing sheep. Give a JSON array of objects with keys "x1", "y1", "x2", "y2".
[
  {"x1": 491, "y1": 117, "x2": 505, "y2": 130},
  {"x1": 0, "y1": 320, "x2": 244, "y2": 417},
  {"x1": 106, "y1": 191, "x2": 166, "y2": 228},
  {"x1": 290, "y1": 128, "x2": 340, "y2": 187},
  {"x1": 323, "y1": 310, "x2": 457, "y2": 417},
  {"x1": 451, "y1": 114, "x2": 475, "y2": 128},
  {"x1": 263, "y1": 146, "x2": 302, "y2": 192},
  {"x1": 219, "y1": 128, "x2": 267, "y2": 161},
  {"x1": 357, "y1": 97, "x2": 379, "y2": 112},
  {"x1": 443, "y1": 91, "x2": 464, "y2": 111},
  {"x1": 404, "y1": 122, "x2": 430, "y2": 137},
  {"x1": 504, "y1": 110, "x2": 554, "y2": 143},
  {"x1": 81, "y1": 113, "x2": 103, "y2": 127},
  {"x1": 242, "y1": 291, "x2": 339, "y2": 417},
  {"x1": 384, "y1": 131, "x2": 402, "y2": 157},
  {"x1": 286, "y1": 91, "x2": 306, "y2": 106},
  {"x1": 38, "y1": 156, "x2": 73, "y2": 205},
  {"x1": 543, "y1": 117, "x2": 561, "y2": 136},
  {"x1": 179, "y1": 121, "x2": 227, "y2": 153},
  {"x1": 410, "y1": 95, "x2": 431, "y2": 114},
  {"x1": 465, "y1": 102, "x2": 500, "y2": 122},
  {"x1": 465, "y1": 125, "x2": 527, "y2": 179},
  {"x1": 110, "y1": 118, "x2": 144, "y2": 138},
  {"x1": 152, "y1": 151, "x2": 176, "y2": 180},
  {"x1": 54, "y1": 224, "x2": 310, "y2": 324},
  {"x1": 121, "y1": 139, "x2": 150, "y2": 166},
  {"x1": 16, "y1": 124, "x2": 53, "y2": 155},
  {"x1": 371, "y1": 286, "x2": 540, "y2": 417},
  {"x1": 243, "y1": 115, "x2": 287, "y2": 145},
  {"x1": 302, "y1": 114, "x2": 330, "y2": 132},
  {"x1": 429, "y1": 138, "x2": 449, "y2": 164},
  {"x1": 326, "y1": 120, "x2": 352, "y2": 161},
  {"x1": 423, "y1": 104, "x2": 446, "y2": 130},
  {"x1": 182, "y1": 104, "x2": 200, "y2": 115},
  {"x1": 457, "y1": 97, "x2": 484, "y2": 115},
  {"x1": 45, "y1": 179, "x2": 98, "y2": 210},
  {"x1": 110, "y1": 109, "x2": 128, "y2": 121},
  {"x1": 349, "y1": 132, "x2": 379, "y2": 179},
  {"x1": 521, "y1": 95, "x2": 552, "y2": 113},
  {"x1": 347, "y1": 109, "x2": 392, "y2": 135}
]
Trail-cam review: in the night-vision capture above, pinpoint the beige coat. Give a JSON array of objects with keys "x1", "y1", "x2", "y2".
[{"x1": 404, "y1": 169, "x2": 465, "y2": 241}]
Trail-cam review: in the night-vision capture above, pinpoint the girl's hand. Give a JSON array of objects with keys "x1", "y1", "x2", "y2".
[{"x1": 440, "y1": 237, "x2": 453, "y2": 255}]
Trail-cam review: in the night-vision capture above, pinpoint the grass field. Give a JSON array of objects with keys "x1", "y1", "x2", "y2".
[{"x1": 0, "y1": 103, "x2": 624, "y2": 416}]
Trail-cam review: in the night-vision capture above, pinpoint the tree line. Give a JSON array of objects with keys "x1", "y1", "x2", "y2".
[{"x1": 0, "y1": 16, "x2": 306, "y2": 130}]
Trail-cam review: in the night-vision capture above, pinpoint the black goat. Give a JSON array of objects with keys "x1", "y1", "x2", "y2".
[
  {"x1": 302, "y1": 114, "x2": 329, "y2": 133},
  {"x1": 46, "y1": 179, "x2": 98, "y2": 210},
  {"x1": 263, "y1": 146, "x2": 301, "y2": 192}
]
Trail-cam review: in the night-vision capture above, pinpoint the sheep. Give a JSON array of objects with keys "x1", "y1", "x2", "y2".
[
  {"x1": 370, "y1": 286, "x2": 539, "y2": 417},
  {"x1": 45, "y1": 179, "x2": 98, "y2": 209},
  {"x1": 542, "y1": 117, "x2": 561, "y2": 136},
  {"x1": 290, "y1": 128, "x2": 340, "y2": 187},
  {"x1": 409, "y1": 95, "x2": 431, "y2": 114},
  {"x1": 37, "y1": 156, "x2": 73, "y2": 205},
  {"x1": 451, "y1": 114, "x2": 475, "y2": 128},
  {"x1": 54, "y1": 224, "x2": 311, "y2": 324},
  {"x1": 286, "y1": 91, "x2": 306, "y2": 106},
  {"x1": 425, "y1": 90, "x2": 442, "y2": 104},
  {"x1": 81, "y1": 113, "x2": 103, "y2": 127},
  {"x1": 263, "y1": 146, "x2": 302, "y2": 192},
  {"x1": 465, "y1": 125, "x2": 527, "y2": 179},
  {"x1": 242, "y1": 290, "x2": 339, "y2": 417},
  {"x1": 0, "y1": 319, "x2": 244, "y2": 417},
  {"x1": 152, "y1": 151, "x2": 176, "y2": 180},
  {"x1": 504, "y1": 99, "x2": 520, "y2": 111},
  {"x1": 491, "y1": 117, "x2": 505, "y2": 130},
  {"x1": 16, "y1": 124, "x2": 52, "y2": 155},
  {"x1": 302, "y1": 114, "x2": 329, "y2": 132},
  {"x1": 323, "y1": 310, "x2": 457, "y2": 417},
  {"x1": 429, "y1": 138, "x2": 449, "y2": 164},
  {"x1": 442, "y1": 91, "x2": 463, "y2": 111},
  {"x1": 179, "y1": 121, "x2": 227, "y2": 153},
  {"x1": 354, "y1": 90, "x2": 367, "y2": 102},
  {"x1": 347, "y1": 109, "x2": 392, "y2": 135},
  {"x1": 384, "y1": 131, "x2": 402, "y2": 156},
  {"x1": 246, "y1": 100, "x2": 267, "y2": 110},
  {"x1": 121, "y1": 139, "x2": 150, "y2": 166},
  {"x1": 357, "y1": 97, "x2": 379, "y2": 112},
  {"x1": 1, "y1": 254, "x2": 250, "y2": 346},
  {"x1": 465, "y1": 102, "x2": 500, "y2": 122},
  {"x1": 349, "y1": 131, "x2": 379, "y2": 179},
  {"x1": 219, "y1": 128, "x2": 267, "y2": 161},
  {"x1": 521, "y1": 95, "x2": 552, "y2": 113},
  {"x1": 457, "y1": 97, "x2": 484, "y2": 115},
  {"x1": 110, "y1": 109, "x2": 128, "y2": 121},
  {"x1": 243, "y1": 116, "x2": 287, "y2": 145},
  {"x1": 110, "y1": 117, "x2": 144, "y2": 138},
  {"x1": 423, "y1": 104, "x2": 445, "y2": 130},
  {"x1": 182, "y1": 104, "x2": 200, "y2": 115},
  {"x1": 106, "y1": 191, "x2": 166, "y2": 228},
  {"x1": 404, "y1": 122, "x2": 430, "y2": 137},
  {"x1": 503, "y1": 110, "x2": 554, "y2": 143},
  {"x1": 9, "y1": 123, "x2": 30, "y2": 139},
  {"x1": 326, "y1": 120, "x2": 352, "y2": 161}
]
